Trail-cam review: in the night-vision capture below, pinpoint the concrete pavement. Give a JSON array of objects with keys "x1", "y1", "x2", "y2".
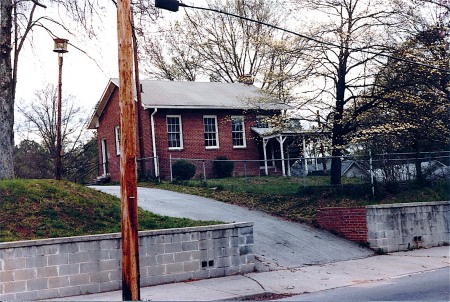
[
  {"x1": 90, "y1": 186, "x2": 373, "y2": 270},
  {"x1": 44, "y1": 246, "x2": 449, "y2": 301}
]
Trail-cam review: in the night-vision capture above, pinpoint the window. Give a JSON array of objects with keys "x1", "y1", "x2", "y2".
[
  {"x1": 231, "y1": 116, "x2": 246, "y2": 148},
  {"x1": 167, "y1": 115, "x2": 183, "y2": 149},
  {"x1": 203, "y1": 116, "x2": 219, "y2": 148},
  {"x1": 114, "y1": 126, "x2": 120, "y2": 155},
  {"x1": 256, "y1": 115, "x2": 271, "y2": 128}
]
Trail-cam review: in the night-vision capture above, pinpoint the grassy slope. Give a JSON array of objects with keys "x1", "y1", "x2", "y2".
[
  {"x1": 139, "y1": 177, "x2": 450, "y2": 225},
  {"x1": 0, "y1": 179, "x2": 221, "y2": 242},
  {"x1": 2, "y1": 177, "x2": 446, "y2": 242}
]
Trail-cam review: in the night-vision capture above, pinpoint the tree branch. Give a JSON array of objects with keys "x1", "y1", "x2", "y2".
[{"x1": 31, "y1": 0, "x2": 46, "y2": 9}]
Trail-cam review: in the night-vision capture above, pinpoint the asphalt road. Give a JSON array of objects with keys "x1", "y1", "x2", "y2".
[
  {"x1": 278, "y1": 267, "x2": 450, "y2": 301},
  {"x1": 90, "y1": 186, "x2": 373, "y2": 270}
]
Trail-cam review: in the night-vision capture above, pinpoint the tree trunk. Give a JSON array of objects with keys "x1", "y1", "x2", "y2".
[
  {"x1": 330, "y1": 148, "x2": 342, "y2": 185},
  {"x1": 330, "y1": 58, "x2": 347, "y2": 185},
  {"x1": 414, "y1": 144, "x2": 425, "y2": 184},
  {"x1": 0, "y1": 0, "x2": 15, "y2": 179}
]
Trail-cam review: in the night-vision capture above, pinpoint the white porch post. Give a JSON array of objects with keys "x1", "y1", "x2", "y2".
[
  {"x1": 263, "y1": 138, "x2": 269, "y2": 175},
  {"x1": 276, "y1": 134, "x2": 287, "y2": 176},
  {"x1": 303, "y1": 135, "x2": 308, "y2": 175}
]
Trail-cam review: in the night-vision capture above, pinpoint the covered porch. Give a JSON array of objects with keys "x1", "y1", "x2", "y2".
[{"x1": 251, "y1": 127, "x2": 331, "y2": 176}]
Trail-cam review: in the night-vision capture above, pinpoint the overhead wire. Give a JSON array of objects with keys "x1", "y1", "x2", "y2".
[{"x1": 178, "y1": 3, "x2": 450, "y2": 74}]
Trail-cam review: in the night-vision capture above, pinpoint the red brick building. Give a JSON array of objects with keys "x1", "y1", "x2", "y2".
[{"x1": 88, "y1": 79, "x2": 289, "y2": 182}]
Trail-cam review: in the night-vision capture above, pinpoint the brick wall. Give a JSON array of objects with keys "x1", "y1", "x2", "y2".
[
  {"x1": 153, "y1": 108, "x2": 262, "y2": 179},
  {"x1": 0, "y1": 223, "x2": 254, "y2": 301},
  {"x1": 97, "y1": 87, "x2": 266, "y2": 181},
  {"x1": 96, "y1": 87, "x2": 121, "y2": 180},
  {"x1": 317, "y1": 207, "x2": 368, "y2": 242}
]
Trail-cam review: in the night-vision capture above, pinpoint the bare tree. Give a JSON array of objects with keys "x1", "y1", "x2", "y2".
[
  {"x1": 142, "y1": 21, "x2": 200, "y2": 81},
  {"x1": 16, "y1": 84, "x2": 91, "y2": 179},
  {"x1": 141, "y1": 0, "x2": 311, "y2": 104},
  {"x1": 0, "y1": 0, "x2": 105, "y2": 179},
  {"x1": 0, "y1": 0, "x2": 162, "y2": 179}
]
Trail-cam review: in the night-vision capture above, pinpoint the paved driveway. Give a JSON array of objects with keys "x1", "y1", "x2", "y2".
[{"x1": 90, "y1": 186, "x2": 373, "y2": 270}]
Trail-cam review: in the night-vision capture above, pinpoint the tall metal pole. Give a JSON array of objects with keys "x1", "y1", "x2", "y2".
[
  {"x1": 56, "y1": 53, "x2": 63, "y2": 181},
  {"x1": 117, "y1": 0, "x2": 140, "y2": 300}
]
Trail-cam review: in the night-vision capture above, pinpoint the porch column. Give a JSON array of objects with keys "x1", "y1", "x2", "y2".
[
  {"x1": 276, "y1": 134, "x2": 287, "y2": 176},
  {"x1": 263, "y1": 137, "x2": 269, "y2": 175}
]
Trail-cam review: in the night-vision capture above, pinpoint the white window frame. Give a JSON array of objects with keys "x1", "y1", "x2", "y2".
[
  {"x1": 231, "y1": 116, "x2": 246, "y2": 148},
  {"x1": 167, "y1": 115, "x2": 183, "y2": 150},
  {"x1": 256, "y1": 115, "x2": 271, "y2": 128},
  {"x1": 203, "y1": 115, "x2": 219, "y2": 149},
  {"x1": 114, "y1": 126, "x2": 120, "y2": 155}
]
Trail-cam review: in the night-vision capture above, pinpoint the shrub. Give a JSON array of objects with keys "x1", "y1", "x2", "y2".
[
  {"x1": 212, "y1": 156, "x2": 234, "y2": 178},
  {"x1": 172, "y1": 160, "x2": 196, "y2": 180}
]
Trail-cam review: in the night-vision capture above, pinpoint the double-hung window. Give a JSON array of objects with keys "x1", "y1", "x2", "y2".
[
  {"x1": 114, "y1": 126, "x2": 120, "y2": 155},
  {"x1": 167, "y1": 115, "x2": 183, "y2": 149},
  {"x1": 231, "y1": 116, "x2": 246, "y2": 148},
  {"x1": 203, "y1": 115, "x2": 219, "y2": 148},
  {"x1": 256, "y1": 115, "x2": 270, "y2": 128}
]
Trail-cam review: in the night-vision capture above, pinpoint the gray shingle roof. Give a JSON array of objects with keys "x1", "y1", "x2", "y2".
[
  {"x1": 112, "y1": 78, "x2": 286, "y2": 110},
  {"x1": 88, "y1": 79, "x2": 288, "y2": 129}
]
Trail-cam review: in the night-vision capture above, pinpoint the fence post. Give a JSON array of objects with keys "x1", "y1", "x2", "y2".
[
  {"x1": 287, "y1": 149, "x2": 291, "y2": 177},
  {"x1": 303, "y1": 156, "x2": 307, "y2": 188},
  {"x1": 203, "y1": 160, "x2": 207, "y2": 183},
  {"x1": 244, "y1": 161, "x2": 248, "y2": 192},
  {"x1": 170, "y1": 154, "x2": 173, "y2": 182},
  {"x1": 370, "y1": 150, "x2": 374, "y2": 197},
  {"x1": 407, "y1": 157, "x2": 411, "y2": 182}
]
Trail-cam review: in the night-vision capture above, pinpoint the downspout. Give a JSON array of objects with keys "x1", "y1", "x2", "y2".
[{"x1": 151, "y1": 108, "x2": 159, "y2": 177}]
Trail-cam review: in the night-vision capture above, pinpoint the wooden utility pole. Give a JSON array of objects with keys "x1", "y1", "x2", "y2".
[{"x1": 117, "y1": 0, "x2": 140, "y2": 300}]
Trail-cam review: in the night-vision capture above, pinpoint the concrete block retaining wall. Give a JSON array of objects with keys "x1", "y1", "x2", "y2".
[
  {"x1": 0, "y1": 222, "x2": 255, "y2": 301},
  {"x1": 366, "y1": 202, "x2": 449, "y2": 252},
  {"x1": 317, "y1": 201, "x2": 449, "y2": 253}
]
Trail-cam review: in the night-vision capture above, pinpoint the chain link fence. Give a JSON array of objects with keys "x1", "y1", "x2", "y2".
[
  {"x1": 137, "y1": 157, "x2": 159, "y2": 181},
  {"x1": 167, "y1": 151, "x2": 449, "y2": 192}
]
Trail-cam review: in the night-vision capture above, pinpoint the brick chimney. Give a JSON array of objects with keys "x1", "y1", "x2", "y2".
[{"x1": 238, "y1": 74, "x2": 254, "y2": 85}]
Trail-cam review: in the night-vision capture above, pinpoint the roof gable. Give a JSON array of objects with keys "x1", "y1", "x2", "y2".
[{"x1": 87, "y1": 79, "x2": 117, "y2": 129}]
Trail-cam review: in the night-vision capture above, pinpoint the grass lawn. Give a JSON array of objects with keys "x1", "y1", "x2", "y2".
[
  {"x1": 0, "y1": 179, "x2": 221, "y2": 242},
  {"x1": 3, "y1": 177, "x2": 446, "y2": 242},
  {"x1": 183, "y1": 175, "x2": 365, "y2": 195},
  {"x1": 139, "y1": 176, "x2": 449, "y2": 225}
]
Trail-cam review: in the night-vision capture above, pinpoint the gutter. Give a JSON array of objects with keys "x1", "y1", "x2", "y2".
[{"x1": 151, "y1": 108, "x2": 159, "y2": 177}]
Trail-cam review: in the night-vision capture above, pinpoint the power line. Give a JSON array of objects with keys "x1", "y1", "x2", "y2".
[{"x1": 171, "y1": 2, "x2": 450, "y2": 74}]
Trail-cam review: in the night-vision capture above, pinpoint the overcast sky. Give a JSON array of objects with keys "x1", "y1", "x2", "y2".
[
  {"x1": 13, "y1": 0, "x2": 308, "y2": 142},
  {"x1": 14, "y1": 1, "x2": 202, "y2": 118}
]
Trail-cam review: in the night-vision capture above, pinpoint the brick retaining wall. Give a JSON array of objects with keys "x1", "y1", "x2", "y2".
[
  {"x1": 0, "y1": 222, "x2": 254, "y2": 301},
  {"x1": 317, "y1": 207, "x2": 367, "y2": 242}
]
